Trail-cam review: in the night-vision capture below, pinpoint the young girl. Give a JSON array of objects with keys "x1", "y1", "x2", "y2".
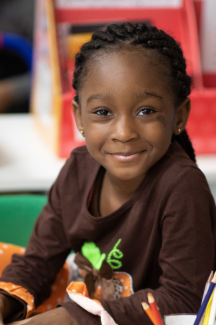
[{"x1": 0, "y1": 22, "x2": 216, "y2": 325}]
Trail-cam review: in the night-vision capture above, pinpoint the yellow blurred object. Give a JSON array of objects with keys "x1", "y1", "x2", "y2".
[
  {"x1": 67, "y1": 33, "x2": 93, "y2": 59},
  {"x1": 203, "y1": 289, "x2": 214, "y2": 325}
]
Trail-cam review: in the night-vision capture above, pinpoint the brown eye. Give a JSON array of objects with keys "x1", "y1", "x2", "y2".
[
  {"x1": 94, "y1": 109, "x2": 111, "y2": 116},
  {"x1": 138, "y1": 108, "x2": 155, "y2": 116}
]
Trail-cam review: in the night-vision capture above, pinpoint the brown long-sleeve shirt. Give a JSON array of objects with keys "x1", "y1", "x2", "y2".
[{"x1": 1, "y1": 141, "x2": 216, "y2": 325}]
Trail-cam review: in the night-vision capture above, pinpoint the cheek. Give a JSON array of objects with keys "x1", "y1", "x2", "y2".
[
  {"x1": 142, "y1": 120, "x2": 173, "y2": 145},
  {"x1": 83, "y1": 123, "x2": 107, "y2": 156}
]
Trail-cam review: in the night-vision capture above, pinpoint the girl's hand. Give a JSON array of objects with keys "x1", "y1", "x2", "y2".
[
  {"x1": 0, "y1": 293, "x2": 23, "y2": 325},
  {"x1": 8, "y1": 307, "x2": 78, "y2": 325}
]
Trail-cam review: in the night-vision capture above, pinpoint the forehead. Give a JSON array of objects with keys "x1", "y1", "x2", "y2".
[{"x1": 79, "y1": 49, "x2": 174, "y2": 103}]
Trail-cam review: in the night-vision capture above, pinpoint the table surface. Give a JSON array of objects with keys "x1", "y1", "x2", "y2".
[{"x1": 0, "y1": 114, "x2": 216, "y2": 192}]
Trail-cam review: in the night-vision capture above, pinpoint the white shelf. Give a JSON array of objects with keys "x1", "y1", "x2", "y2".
[
  {"x1": 0, "y1": 114, "x2": 215, "y2": 192},
  {"x1": 0, "y1": 114, "x2": 65, "y2": 192},
  {"x1": 196, "y1": 155, "x2": 216, "y2": 183}
]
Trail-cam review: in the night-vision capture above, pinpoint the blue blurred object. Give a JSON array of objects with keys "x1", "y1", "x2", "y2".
[{"x1": 0, "y1": 32, "x2": 33, "y2": 71}]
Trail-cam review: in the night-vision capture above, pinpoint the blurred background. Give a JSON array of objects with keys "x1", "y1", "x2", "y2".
[{"x1": 0, "y1": 0, "x2": 215, "y2": 202}]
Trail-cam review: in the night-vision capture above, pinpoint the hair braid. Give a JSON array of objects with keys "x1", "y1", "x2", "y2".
[
  {"x1": 72, "y1": 22, "x2": 196, "y2": 162},
  {"x1": 173, "y1": 130, "x2": 196, "y2": 162}
]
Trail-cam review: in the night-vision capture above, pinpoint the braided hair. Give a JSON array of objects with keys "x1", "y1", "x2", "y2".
[{"x1": 72, "y1": 22, "x2": 196, "y2": 162}]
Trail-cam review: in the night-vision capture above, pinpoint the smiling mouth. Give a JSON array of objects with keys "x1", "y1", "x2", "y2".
[{"x1": 109, "y1": 150, "x2": 145, "y2": 162}]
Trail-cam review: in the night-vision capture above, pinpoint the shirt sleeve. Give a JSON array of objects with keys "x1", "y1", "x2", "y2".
[
  {"x1": 0, "y1": 169, "x2": 72, "y2": 311},
  {"x1": 63, "y1": 167, "x2": 216, "y2": 325},
  {"x1": 0, "y1": 243, "x2": 34, "y2": 318},
  {"x1": 0, "y1": 283, "x2": 34, "y2": 318}
]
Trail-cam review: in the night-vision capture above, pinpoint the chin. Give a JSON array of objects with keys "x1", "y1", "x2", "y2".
[{"x1": 111, "y1": 168, "x2": 146, "y2": 182}]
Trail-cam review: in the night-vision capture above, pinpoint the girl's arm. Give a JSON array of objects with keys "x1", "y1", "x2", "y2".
[
  {"x1": 0, "y1": 161, "x2": 73, "y2": 321},
  {"x1": 0, "y1": 184, "x2": 71, "y2": 311},
  {"x1": 0, "y1": 150, "x2": 94, "y2": 325}
]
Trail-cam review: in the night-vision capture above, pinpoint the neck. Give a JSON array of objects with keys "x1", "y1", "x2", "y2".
[{"x1": 104, "y1": 171, "x2": 146, "y2": 202}]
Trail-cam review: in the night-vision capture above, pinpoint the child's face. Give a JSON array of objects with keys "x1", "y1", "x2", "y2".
[{"x1": 73, "y1": 50, "x2": 189, "y2": 183}]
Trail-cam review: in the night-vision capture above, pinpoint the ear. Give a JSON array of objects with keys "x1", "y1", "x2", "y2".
[
  {"x1": 72, "y1": 99, "x2": 84, "y2": 133},
  {"x1": 173, "y1": 97, "x2": 191, "y2": 135}
]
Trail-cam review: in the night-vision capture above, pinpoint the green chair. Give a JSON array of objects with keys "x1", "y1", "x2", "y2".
[{"x1": 0, "y1": 195, "x2": 47, "y2": 247}]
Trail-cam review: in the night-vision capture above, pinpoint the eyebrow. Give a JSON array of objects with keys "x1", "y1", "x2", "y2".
[
  {"x1": 86, "y1": 90, "x2": 162, "y2": 104},
  {"x1": 132, "y1": 90, "x2": 162, "y2": 101},
  {"x1": 87, "y1": 93, "x2": 113, "y2": 104}
]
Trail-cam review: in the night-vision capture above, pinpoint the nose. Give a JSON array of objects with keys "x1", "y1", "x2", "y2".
[{"x1": 111, "y1": 115, "x2": 139, "y2": 143}]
